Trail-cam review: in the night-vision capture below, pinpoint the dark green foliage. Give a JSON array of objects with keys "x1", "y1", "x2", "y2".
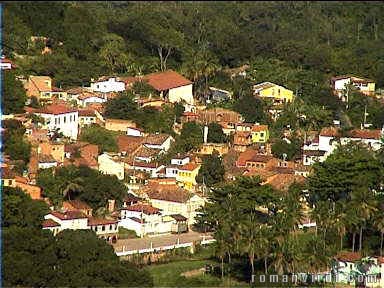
[
  {"x1": 104, "y1": 91, "x2": 139, "y2": 120},
  {"x1": 79, "y1": 124, "x2": 118, "y2": 153},
  {"x1": 174, "y1": 122, "x2": 203, "y2": 153},
  {"x1": 233, "y1": 94, "x2": 269, "y2": 124},
  {"x1": 132, "y1": 80, "x2": 157, "y2": 98},
  {"x1": 207, "y1": 122, "x2": 227, "y2": 143},
  {"x1": 271, "y1": 138, "x2": 301, "y2": 161},
  {"x1": 36, "y1": 165, "x2": 127, "y2": 210},
  {"x1": 196, "y1": 152, "x2": 225, "y2": 187},
  {"x1": 3, "y1": 186, "x2": 49, "y2": 229},
  {"x1": 3, "y1": 227, "x2": 57, "y2": 287},
  {"x1": 2, "y1": 119, "x2": 31, "y2": 166},
  {"x1": 2, "y1": 70, "x2": 27, "y2": 115}
]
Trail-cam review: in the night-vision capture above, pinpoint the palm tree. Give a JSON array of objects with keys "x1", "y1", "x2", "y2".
[
  {"x1": 373, "y1": 206, "x2": 384, "y2": 256},
  {"x1": 350, "y1": 185, "x2": 378, "y2": 252},
  {"x1": 61, "y1": 176, "x2": 84, "y2": 201}
]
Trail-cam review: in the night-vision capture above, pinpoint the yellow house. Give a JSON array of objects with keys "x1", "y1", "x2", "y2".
[
  {"x1": 253, "y1": 82, "x2": 294, "y2": 105},
  {"x1": 176, "y1": 163, "x2": 201, "y2": 191},
  {"x1": 197, "y1": 143, "x2": 229, "y2": 156},
  {"x1": 251, "y1": 124, "x2": 269, "y2": 143}
]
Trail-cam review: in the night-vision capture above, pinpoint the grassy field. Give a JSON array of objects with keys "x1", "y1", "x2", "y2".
[{"x1": 145, "y1": 259, "x2": 249, "y2": 287}]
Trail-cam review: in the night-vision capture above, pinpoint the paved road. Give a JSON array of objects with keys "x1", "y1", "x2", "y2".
[{"x1": 113, "y1": 231, "x2": 213, "y2": 253}]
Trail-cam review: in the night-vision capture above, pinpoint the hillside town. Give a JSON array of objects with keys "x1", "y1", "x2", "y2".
[{"x1": 3, "y1": 2, "x2": 384, "y2": 287}]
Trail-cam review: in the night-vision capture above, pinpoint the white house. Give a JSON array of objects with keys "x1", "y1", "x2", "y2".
[
  {"x1": 0, "y1": 56, "x2": 15, "y2": 70},
  {"x1": 98, "y1": 153, "x2": 125, "y2": 180},
  {"x1": 127, "y1": 127, "x2": 145, "y2": 137},
  {"x1": 43, "y1": 211, "x2": 119, "y2": 242},
  {"x1": 119, "y1": 204, "x2": 167, "y2": 237},
  {"x1": 146, "y1": 190, "x2": 206, "y2": 227},
  {"x1": 331, "y1": 75, "x2": 376, "y2": 99},
  {"x1": 34, "y1": 104, "x2": 79, "y2": 140},
  {"x1": 90, "y1": 77, "x2": 126, "y2": 93},
  {"x1": 142, "y1": 70, "x2": 194, "y2": 105},
  {"x1": 165, "y1": 165, "x2": 180, "y2": 178},
  {"x1": 143, "y1": 134, "x2": 174, "y2": 152},
  {"x1": 77, "y1": 93, "x2": 107, "y2": 107},
  {"x1": 302, "y1": 127, "x2": 383, "y2": 166},
  {"x1": 44, "y1": 211, "x2": 90, "y2": 233},
  {"x1": 38, "y1": 154, "x2": 58, "y2": 169},
  {"x1": 170, "y1": 154, "x2": 190, "y2": 166},
  {"x1": 129, "y1": 161, "x2": 165, "y2": 178}
]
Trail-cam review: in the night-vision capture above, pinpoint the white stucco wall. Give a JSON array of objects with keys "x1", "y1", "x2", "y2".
[
  {"x1": 38, "y1": 111, "x2": 79, "y2": 140},
  {"x1": 91, "y1": 78, "x2": 126, "y2": 93},
  {"x1": 168, "y1": 84, "x2": 194, "y2": 105}
]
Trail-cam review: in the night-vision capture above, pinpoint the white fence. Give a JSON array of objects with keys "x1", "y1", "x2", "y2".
[{"x1": 115, "y1": 238, "x2": 216, "y2": 256}]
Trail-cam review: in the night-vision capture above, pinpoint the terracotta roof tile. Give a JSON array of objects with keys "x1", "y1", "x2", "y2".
[
  {"x1": 50, "y1": 210, "x2": 88, "y2": 220},
  {"x1": 78, "y1": 109, "x2": 95, "y2": 117},
  {"x1": 336, "y1": 251, "x2": 362, "y2": 263},
  {"x1": 348, "y1": 129, "x2": 382, "y2": 140},
  {"x1": 144, "y1": 134, "x2": 172, "y2": 146},
  {"x1": 252, "y1": 125, "x2": 268, "y2": 132},
  {"x1": 42, "y1": 219, "x2": 60, "y2": 228},
  {"x1": 123, "y1": 203, "x2": 161, "y2": 215},
  {"x1": 117, "y1": 135, "x2": 144, "y2": 154},
  {"x1": 147, "y1": 188, "x2": 193, "y2": 203},
  {"x1": 63, "y1": 200, "x2": 91, "y2": 211},
  {"x1": 179, "y1": 163, "x2": 199, "y2": 171},
  {"x1": 87, "y1": 217, "x2": 117, "y2": 226},
  {"x1": 36, "y1": 104, "x2": 77, "y2": 115},
  {"x1": 143, "y1": 70, "x2": 192, "y2": 91},
  {"x1": 264, "y1": 174, "x2": 306, "y2": 192}
]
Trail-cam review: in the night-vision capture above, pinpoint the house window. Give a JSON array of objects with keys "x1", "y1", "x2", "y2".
[
  {"x1": 260, "y1": 132, "x2": 264, "y2": 137},
  {"x1": 102, "y1": 225, "x2": 105, "y2": 231},
  {"x1": 63, "y1": 116, "x2": 66, "y2": 123},
  {"x1": 95, "y1": 226, "x2": 98, "y2": 232},
  {"x1": 55, "y1": 118, "x2": 58, "y2": 125},
  {"x1": 109, "y1": 224, "x2": 112, "y2": 230}
]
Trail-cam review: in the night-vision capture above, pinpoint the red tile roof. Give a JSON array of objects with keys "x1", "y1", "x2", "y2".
[
  {"x1": 78, "y1": 109, "x2": 95, "y2": 117},
  {"x1": 143, "y1": 70, "x2": 192, "y2": 91},
  {"x1": 336, "y1": 251, "x2": 362, "y2": 263},
  {"x1": 87, "y1": 217, "x2": 117, "y2": 226},
  {"x1": 319, "y1": 127, "x2": 340, "y2": 137},
  {"x1": 147, "y1": 188, "x2": 193, "y2": 203},
  {"x1": 42, "y1": 219, "x2": 60, "y2": 228},
  {"x1": 36, "y1": 104, "x2": 77, "y2": 115},
  {"x1": 247, "y1": 154, "x2": 274, "y2": 163},
  {"x1": 144, "y1": 134, "x2": 172, "y2": 146},
  {"x1": 63, "y1": 200, "x2": 92, "y2": 211},
  {"x1": 179, "y1": 163, "x2": 199, "y2": 171},
  {"x1": 252, "y1": 125, "x2": 268, "y2": 132},
  {"x1": 50, "y1": 211, "x2": 88, "y2": 220},
  {"x1": 264, "y1": 174, "x2": 305, "y2": 192},
  {"x1": 117, "y1": 135, "x2": 144, "y2": 154},
  {"x1": 348, "y1": 129, "x2": 382, "y2": 140},
  {"x1": 123, "y1": 204, "x2": 161, "y2": 215},
  {"x1": 236, "y1": 149, "x2": 259, "y2": 167}
]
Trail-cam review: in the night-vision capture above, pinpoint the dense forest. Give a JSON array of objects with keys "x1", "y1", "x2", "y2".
[
  {"x1": 4, "y1": 1, "x2": 384, "y2": 87},
  {"x1": 4, "y1": 1, "x2": 384, "y2": 130}
]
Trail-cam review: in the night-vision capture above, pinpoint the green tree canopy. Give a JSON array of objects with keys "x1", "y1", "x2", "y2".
[
  {"x1": 79, "y1": 124, "x2": 118, "y2": 153},
  {"x1": 2, "y1": 70, "x2": 27, "y2": 115},
  {"x1": 196, "y1": 151, "x2": 225, "y2": 187},
  {"x1": 207, "y1": 122, "x2": 227, "y2": 143}
]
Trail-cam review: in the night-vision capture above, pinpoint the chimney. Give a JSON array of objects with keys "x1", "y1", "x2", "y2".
[
  {"x1": 203, "y1": 125, "x2": 208, "y2": 143},
  {"x1": 107, "y1": 199, "x2": 115, "y2": 213}
]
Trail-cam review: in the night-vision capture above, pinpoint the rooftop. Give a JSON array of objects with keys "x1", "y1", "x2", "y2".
[
  {"x1": 123, "y1": 203, "x2": 161, "y2": 215},
  {"x1": 36, "y1": 104, "x2": 77, "y2": 115},
  {"x1": 143, "y1": 70, "x2": 192, "y2": 91},
  {"x1": 42, "y1": 219, "x2": 60, "y2": 228},
  {"x1": 49, "y1": 210, "x2": 88, "y2": 220}
]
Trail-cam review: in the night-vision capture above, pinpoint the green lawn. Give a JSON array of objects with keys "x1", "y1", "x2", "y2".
[{"x1": 145, "y1": 259, "x2": 249, "y2": 287}]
